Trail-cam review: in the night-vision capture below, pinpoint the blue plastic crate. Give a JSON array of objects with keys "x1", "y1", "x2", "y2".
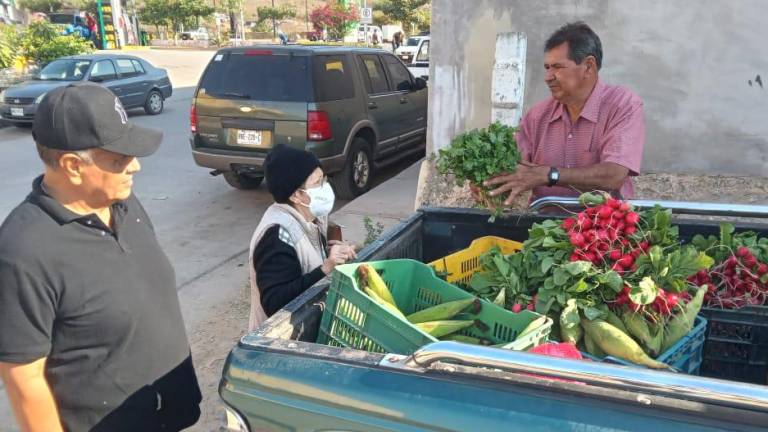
[{"x1": 583, "y1": 316, "x2": 707, "y2": 374}]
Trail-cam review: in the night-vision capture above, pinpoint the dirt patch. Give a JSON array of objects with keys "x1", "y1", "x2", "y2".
[{"x1": 187, "y1": 282, "x2": 250, "y2": 431}]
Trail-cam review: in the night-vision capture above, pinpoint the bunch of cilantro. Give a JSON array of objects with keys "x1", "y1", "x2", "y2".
[{"x1": 436, "y1": 122, "x2": 521, "y2": 219}]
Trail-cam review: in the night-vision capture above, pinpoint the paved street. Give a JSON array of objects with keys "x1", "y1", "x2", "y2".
[{"x1": 0, "y1": 48, "x2": 421, "y2": 430}]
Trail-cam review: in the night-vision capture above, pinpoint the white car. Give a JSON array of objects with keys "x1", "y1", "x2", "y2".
[
  {"x1": 395, "y1": 35, "x2": 427, "y2": 63},
  {"x1": 406, "y1": 36, "x2": 430, "y2": 80},
  {"x1": 181, "y1": 28, "x2": 209, "y2": 41}
]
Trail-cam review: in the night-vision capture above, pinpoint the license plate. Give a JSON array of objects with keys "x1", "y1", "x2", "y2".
[
  {"x1": 236, "y1": 130, "x2": 263, "y2": 146},
  {"x1": 10, "y1": 107, "x2": 23, "y2": 117}
]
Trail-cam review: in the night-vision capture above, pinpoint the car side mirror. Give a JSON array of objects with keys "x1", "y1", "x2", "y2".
[
  {"x1": 413, "y1": 77, "x2": 427, "y2": 91},
  {"x1": 90, "y1": 76, "x2": 104, "y2": 83}
]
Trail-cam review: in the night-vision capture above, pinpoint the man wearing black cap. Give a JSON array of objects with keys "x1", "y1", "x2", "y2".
[{"x1": 0, "y1": 83, "x2": 201, "y2": 431}]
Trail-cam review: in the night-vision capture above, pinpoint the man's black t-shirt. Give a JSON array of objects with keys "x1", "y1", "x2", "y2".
[{"x1": 0, "y1": 177, "x2": 201, "y2": 431}]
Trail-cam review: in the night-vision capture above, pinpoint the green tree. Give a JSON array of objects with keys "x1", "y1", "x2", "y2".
[
  {"x1": 257, "y1": 5, "x2": 296, "y2": 37},
  {"x1": 378, "y1": 0, "x2": 429, "y2": 33},
  {"x1": 372, "y1": 10, "x2": 393, "y2": 26},
  {"x1": 140, "y1": 0, "x2": 213, "y2": 38},
  {"x1": 139, "y1": 0, "x2": 172, "y2": 38},
  {"x1": 18, "y1": 0, "x2": 63, "y2": 13}
]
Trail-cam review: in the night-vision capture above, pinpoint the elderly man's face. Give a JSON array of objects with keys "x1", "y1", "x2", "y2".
[
  {"x1": 544, "y1": 42, "x2": 591, "y2": 104},
  {"x1": 78, "y1": 148, "x2": 141, "y2": 206}
]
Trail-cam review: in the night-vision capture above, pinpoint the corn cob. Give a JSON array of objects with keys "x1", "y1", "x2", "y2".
[
  {"x1": 406, "y1": 298, "x2": 479, "y2": 324},
  {"x1": 363, "y1": 287, "x2": 406, "y2": 320},
  {"x1": 356, "y1": 264, "x2": 397, "y2": 308},
  {"x1": 415, "y1": 320, "x2": 475, "y2": 338},
  {"x1": 581, "y1": 319, "x2": 669, "y2": 369}
]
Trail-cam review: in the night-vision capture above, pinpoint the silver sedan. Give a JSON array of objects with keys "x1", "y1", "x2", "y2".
[{"x1": 0, "y1": 54, "x2": 173, "y2": 126}]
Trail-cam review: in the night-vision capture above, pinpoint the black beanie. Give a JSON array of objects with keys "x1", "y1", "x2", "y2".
[{"x1": 265, "y1": 144, "x2": 322, "y2": 202}]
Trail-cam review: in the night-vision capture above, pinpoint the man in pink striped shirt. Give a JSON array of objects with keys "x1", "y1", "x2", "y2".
[{"x1": 484, "y1": 22, "x2": 645, "y2": 205}]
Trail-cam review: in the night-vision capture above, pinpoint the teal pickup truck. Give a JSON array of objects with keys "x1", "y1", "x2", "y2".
[{"x1": 219, "y1": 200, "x2": 768, "y2": 432}]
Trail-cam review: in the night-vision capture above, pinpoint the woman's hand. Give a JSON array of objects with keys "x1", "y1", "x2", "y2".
[{"x1": 321, "y1": 243, "x2": 357, "y2": 274}]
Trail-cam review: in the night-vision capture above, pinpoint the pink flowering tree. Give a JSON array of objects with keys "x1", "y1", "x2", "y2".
[{"x1": 309, "y1": 0, "x2": 359, "y2": 41}]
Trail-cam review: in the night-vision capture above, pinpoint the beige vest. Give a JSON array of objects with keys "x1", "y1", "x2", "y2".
[{"x1": 248, "y1": 203, "x2": 327, "y2": 330}]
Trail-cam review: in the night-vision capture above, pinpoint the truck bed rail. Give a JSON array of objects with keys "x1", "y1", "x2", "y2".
[
  {"x1": 382, "y1": 341, "x2": 768, "y2": 413},
  {"x1": 529, "y1": 197, "x2": 768, "y2": 219}
]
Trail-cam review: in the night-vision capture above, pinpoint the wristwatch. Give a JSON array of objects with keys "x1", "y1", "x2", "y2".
[{"x1": 547, "y1": 167, "x2": 560, "y2": 187}]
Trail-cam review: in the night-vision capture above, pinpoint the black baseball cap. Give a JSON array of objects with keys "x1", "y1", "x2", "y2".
[{"x1": 32, "y1": 83, "x2": 162, "y2": 157}]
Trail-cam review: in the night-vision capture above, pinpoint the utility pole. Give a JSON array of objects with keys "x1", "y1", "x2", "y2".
[{"x1": 271, "y1": 0, "x2": 276, "y2": 39}]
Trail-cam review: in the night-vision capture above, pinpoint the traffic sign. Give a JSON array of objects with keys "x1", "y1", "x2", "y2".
[{"x1": 360, "y1": 7, "x2": 373, "y2": 24}]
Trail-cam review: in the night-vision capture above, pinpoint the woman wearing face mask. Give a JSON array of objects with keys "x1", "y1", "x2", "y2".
[{"x1": 248, "y1": 144, "x2": 357, "y2": 330}]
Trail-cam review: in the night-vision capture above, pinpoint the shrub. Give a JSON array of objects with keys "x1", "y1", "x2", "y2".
[
  {"x1": 0, "y1": 24, "x2": 19, "y2": 69},
  {"x1": 17, "y1": 22, "x2": 94, "y2": 67}
]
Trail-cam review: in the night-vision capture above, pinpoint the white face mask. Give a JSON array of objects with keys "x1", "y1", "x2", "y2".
[{"x1": 298, "y1": 182, "x2": 335, "y2": 218}]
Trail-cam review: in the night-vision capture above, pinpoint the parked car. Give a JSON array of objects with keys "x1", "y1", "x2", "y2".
[
  {"x1": 395, "y1": 35, "x2": 428, "y2": 63},
  {"x1": 0, "y1": 54, "x2": 172, "y2": 126},
  {"x1": 405, "y1": 35, "x2": 430, "y2": 80},
  {"x1": 181, "y1": 27, "x2": 210, "y2": 41},
  {"x1": 190, "y1": 45, "x2": 428, "y2": 199}
]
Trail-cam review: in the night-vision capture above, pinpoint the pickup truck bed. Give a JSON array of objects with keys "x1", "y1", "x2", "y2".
[{"x1": 221, "y1": 207, "x2": 768, "y2": 431}]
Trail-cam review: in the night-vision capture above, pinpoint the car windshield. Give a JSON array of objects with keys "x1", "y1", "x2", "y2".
[
  {"x1": 38, "y1": 59, "x2": 91, "y2": 81},
  {"x1": 406, "y1": 37, "x2": 420, "y2": 46}
]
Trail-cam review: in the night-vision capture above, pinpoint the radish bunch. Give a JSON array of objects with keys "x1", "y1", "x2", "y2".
[
  {"x1": 612, "y1": 285, "x2": 688, "y2": 316},
  {"x1": 562, "y1": 198, "x2": 648, "y2": 274},
  {"x1": 690, "y1": 247, "x2": 768, "y2": 309}
]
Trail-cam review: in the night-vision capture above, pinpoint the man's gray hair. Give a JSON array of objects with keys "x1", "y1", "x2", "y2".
[
  {"x1": 36, "y1": 143, "x2": 93, "y2": 168},
  {"x1": 545, "y1": 21, "x2": 603, "y2": 70}
]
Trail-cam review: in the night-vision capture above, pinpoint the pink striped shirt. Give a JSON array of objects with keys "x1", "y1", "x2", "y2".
[{"x1": 516, "y1": 80, "x2": 645, "y2": 201}]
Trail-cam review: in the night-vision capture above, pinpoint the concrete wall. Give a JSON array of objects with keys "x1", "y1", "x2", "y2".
[{"x1": 428, "y1": 0, "x2": 768, "y2": 176}]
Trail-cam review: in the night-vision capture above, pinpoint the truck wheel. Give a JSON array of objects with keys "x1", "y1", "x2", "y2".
[
  {"x1": 330, "y1": 137, "x2": 373, "y2": 200},
  {"x1": 223, "y1": 171, "x2": 263, "y2": 190},
  {"x1": 144, "y1": 90, "x2": 163, "y2": 115}
]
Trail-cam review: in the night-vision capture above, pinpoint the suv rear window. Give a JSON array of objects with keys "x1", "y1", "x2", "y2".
[
  {"x1": 313, "y1": 55, "x2": 354, "y2": 101},
  {"x1": 199, "y1": 51, "x2": 311, "y2": 102}
]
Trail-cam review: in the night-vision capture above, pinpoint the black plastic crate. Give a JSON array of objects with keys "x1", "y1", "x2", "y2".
[
  {"x1": 700, "y1": 358, "x2": 766, "y2": 385},
  {"x1": 699, "y1": 306, "x2": 768, "y2": 384}
]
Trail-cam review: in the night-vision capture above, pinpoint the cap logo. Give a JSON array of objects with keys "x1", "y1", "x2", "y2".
[{"x1": 114, "y1": 97, "x2": 128, "y2": 124}]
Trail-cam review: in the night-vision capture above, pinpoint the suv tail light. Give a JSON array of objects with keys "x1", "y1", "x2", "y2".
[
  {"x1": 307, "y1": 111, "x2": 332, "y2": 141},
  {"x1": 190, "y1": 104, "x2": 198, "y2": 133}
]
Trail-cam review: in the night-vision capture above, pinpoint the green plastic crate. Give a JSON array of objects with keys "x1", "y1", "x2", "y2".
[{"x1": 317, "y1": 259, "x2": 552, "y2": 355}]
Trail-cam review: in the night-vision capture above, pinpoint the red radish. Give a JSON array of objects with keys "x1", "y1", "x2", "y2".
[
  {"x1": 757, "y1": 264, "x2": 768, "y2": 276},
  {"x1": 744, "y1": 256, "x2": 758, "y2": 268},
  {"x1": 630, "y1": 248, "x2": 642, "y2": 259},
  {"x1": 570, "y1": 233, "x2": 586, "y2": 247},
  {"x1": 598, "y1": 206, "x2": 613, "y2": 219},
  {"x1": 569, "y1": 253, "x2": 581, "y2": 262},
  {"x1": 624, "y1": 212, "x2": 640, "y2": 225},
  {"x1": 612, "y1": 211, "x2": 625, "y2": 220},
  {"x1": 639, "y1": 241, "x2": 650, "y2": 251},
  {"x1": 624, "y1": 226, "x2": 637, "y2": 235},
  {"x1": 736, "y1": 247, "x2": 750, "y2": 258},
  {"x1": 606, "y1": 198, "x2": 620, "y2": 209},
  {"x1": 616, "y1": 255, "x2": 634, "y2": 268},
  {"x1": 596, "y1": 229, "x2": 609, "y2": 241},
  {"x1": 609, "y1": 250, "x2": 622, "y2": 261},
  {"x1": 511, "y1": 303, "x2": 523, "y2": 313},
  {"x1": 527, "y1": 303, "x2": 535, "y2": 311},
  {"x1": 619, "y1": 202, "x2": 630, "y2": 212},
  {"x1": 562, "y1": 218, "x2": 575, "y2": 230}
]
